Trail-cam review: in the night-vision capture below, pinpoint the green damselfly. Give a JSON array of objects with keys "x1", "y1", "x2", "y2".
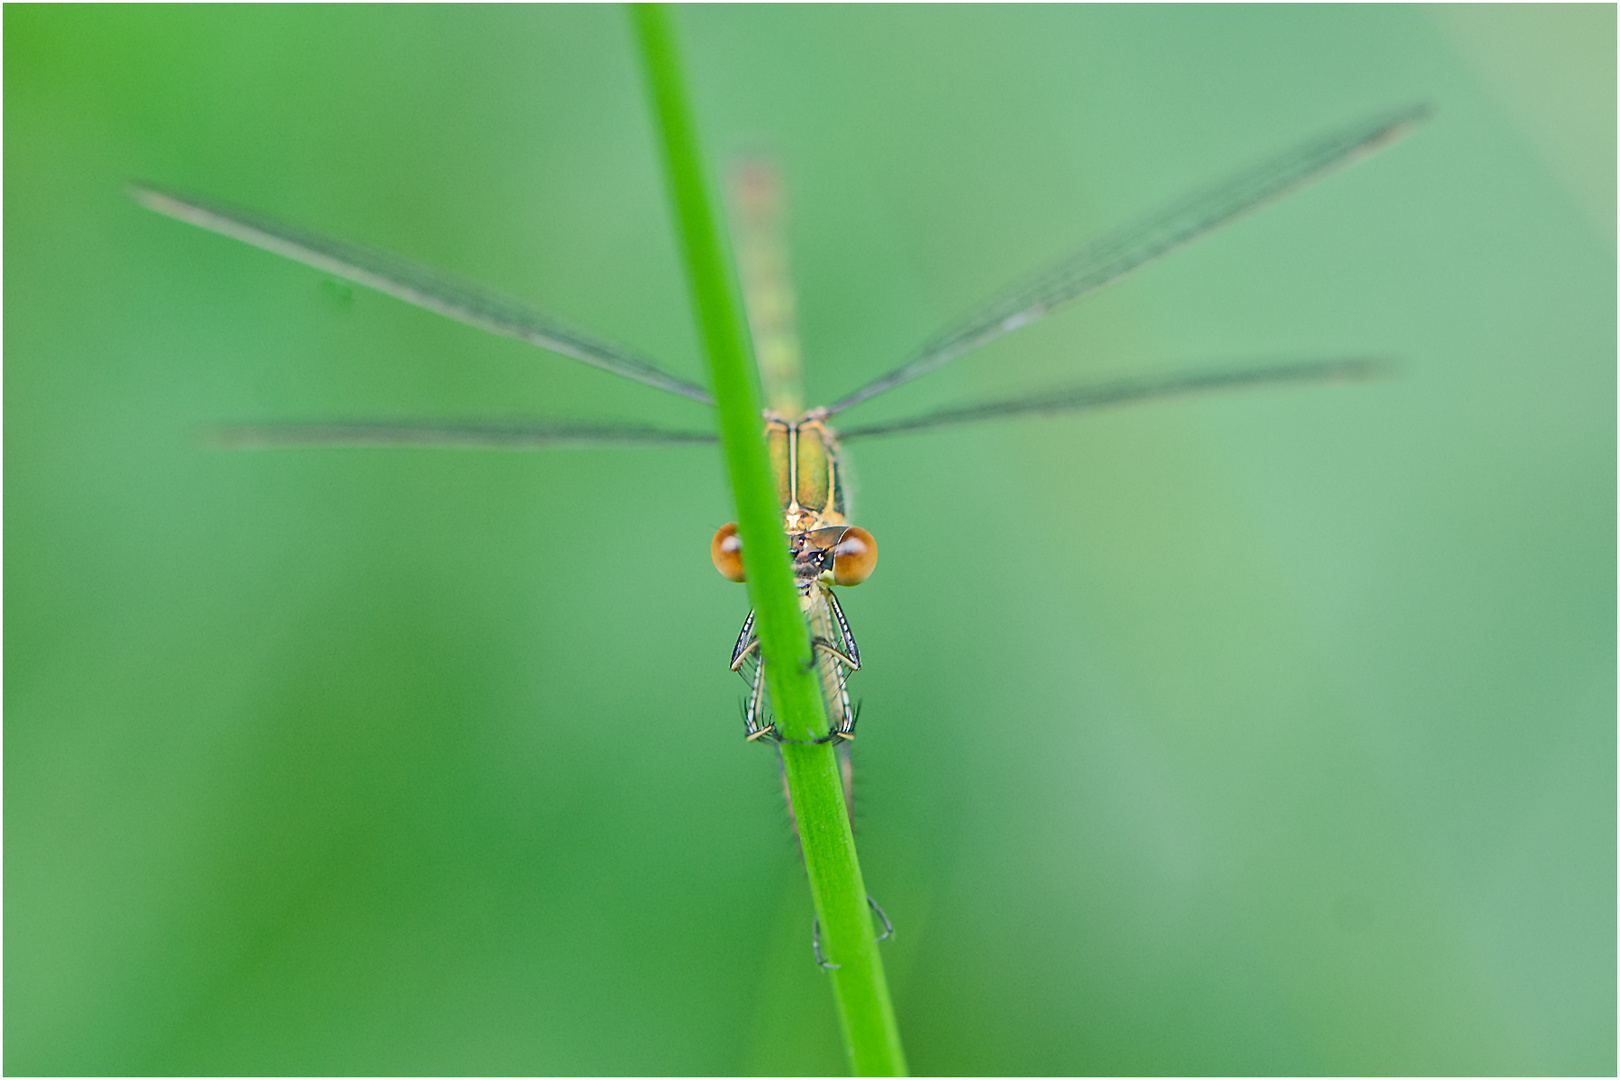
[{"x1": 133, "y1": 105, "x2": 1422, "y2": 960}]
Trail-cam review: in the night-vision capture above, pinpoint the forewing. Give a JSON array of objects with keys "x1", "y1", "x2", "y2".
[
  {"x1": 132, "y1": 185, "x2": 713, "y2": 404},
  {"x1": 824, "y1": 106, "x2": 1425, "y2": 416},
  {"x1": 835, "y1": 357, "x2": 1389, "y2": 440},
  {"x1": 209, "y1": 418, "x2": 717, "y2": 450}
]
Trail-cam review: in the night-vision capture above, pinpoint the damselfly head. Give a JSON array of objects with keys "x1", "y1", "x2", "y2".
[
  {"x1": 789, "y1": 524, "x2": 879, "y2": 588},
  {"x1": 711, "y1": 522, "x2": 746, "y2": 582}
]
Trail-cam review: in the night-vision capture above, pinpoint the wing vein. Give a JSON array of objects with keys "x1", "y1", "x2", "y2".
[
  {"x1": 835, "y1": 357, "x2": 1390, "y2": 440},
  {"x1": 824, "y1": 106, "x2": 1425, "y2": 416},
  {"x1": 209, "y1": 419, "x2": 718, "y2": 450},
  {"x1": 131, "y1": 185, "x2": 714, "y2": 404}
]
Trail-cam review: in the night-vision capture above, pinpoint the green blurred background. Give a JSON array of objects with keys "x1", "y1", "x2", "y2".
[{"x1": 6, "y1": 5, "x2": 1613, "y2": 1075}]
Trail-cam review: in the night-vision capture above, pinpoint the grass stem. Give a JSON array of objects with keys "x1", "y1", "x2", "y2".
[{"x1": 630, "y1": 6, "x2": 907, "y2": 1074}]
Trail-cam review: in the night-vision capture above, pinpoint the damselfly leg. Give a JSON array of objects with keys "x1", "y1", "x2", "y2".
[
  {"x1": 731, "y1": 594, "x2": 862, "y2": 744},
  {"x1": 813, "y1": 898, "x2": 894, "y2": 971}
]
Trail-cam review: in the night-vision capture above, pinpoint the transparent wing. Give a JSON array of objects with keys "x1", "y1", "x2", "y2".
[
  {"x1": 209, "y1": 418, "x2": 717, "y2": 450},
  {"x1": 824, "y1": 106, "x2": 1425, "y2": 417},
  {"x1": 835, "y1": 357, "x2": 1388, "y2": 440},
  {"x1": 131, "y1": 184, "x2": 714, "y2": 404}
]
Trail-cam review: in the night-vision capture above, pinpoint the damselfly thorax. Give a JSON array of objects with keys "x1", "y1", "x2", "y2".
[{"x1": 711, "y1": 412, "x2": 878, "y2": 744}]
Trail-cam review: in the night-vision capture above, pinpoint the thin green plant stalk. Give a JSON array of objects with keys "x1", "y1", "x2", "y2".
[{"x1": 630, "y1": 6, "x2": 907, "y2": 1075}]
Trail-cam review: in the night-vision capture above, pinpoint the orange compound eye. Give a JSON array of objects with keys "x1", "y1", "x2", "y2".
[
  {"x1": 831, "y1": 526, "x2": 877, "y2": 587},
  {"x1": 710, "y1": 522, "x2": 746, "y2": 582}
]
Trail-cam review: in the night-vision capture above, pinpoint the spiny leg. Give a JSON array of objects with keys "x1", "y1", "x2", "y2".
[
  {"x1": 736, "y1": 591, "x2": 859, "y2": 744},
  {"x1": 806, "y1": 592, "x2": 861, "y2": 743},
  {"x1": 810, "y1": 898, "x2": 895, "y2": 970},
  {"x1": 868, "y1": 895, "x2": 893, "y2": 942},
  {"x1": 732, "y1": 608, "x2": 779, "y2": 742},
  {"x1": 780, "y1": 727, "x2": 894, "y2": 966},
  {"x1": 812, "y1": 917, "x2": 839, "y2": 970},
  {"x1": 742, "y1": 648, "x2": 775, "y2": 743},
  {"x1": 803, "y1": 636, "x2": 858, "y2": 674},
  {"x1": 824, "y1": 590, "x2": 862, "y2": 669},
  {"x1": 816, "y1": 666, "x2": 857, "y2": 743},
  {"x1": 729, "y1": 610, "x2": 758, "y2": 672},
  {"x1": 752, "y1": 648, "x2": 857, "y2": 745},
  {"x1": 801, "y1": 592, "x2": 860, "y2": 674}
]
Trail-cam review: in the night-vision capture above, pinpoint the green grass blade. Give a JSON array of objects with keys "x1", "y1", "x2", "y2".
[{"x1": 629, "y1": 5, "x2": 907, "y2": 1075}]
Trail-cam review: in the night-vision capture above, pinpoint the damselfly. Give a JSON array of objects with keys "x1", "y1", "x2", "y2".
[{"x1": 132, "y1": 106, "x2": 1421, "y2": 755}]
